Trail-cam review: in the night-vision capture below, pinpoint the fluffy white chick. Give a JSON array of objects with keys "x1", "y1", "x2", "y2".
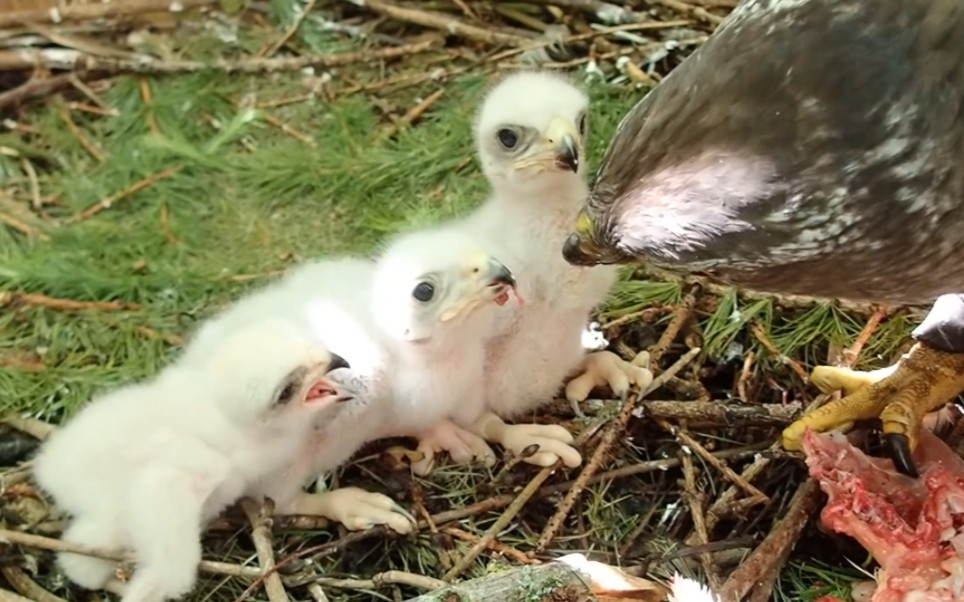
[
  {"x1": 175, "y1": 259, "x2": 417, "y2": 535},
  {"x1": 177, "y1": 227, "x2": 518, "y2": 517},
  {"x1": 667, "y1": 575, "x2": 721, "y2": 602},
  {"x1": 452, "y1": 71, "x2": 653, "y2": 468},
  {"x1": 362, "y1": 225, "x2": 520, "y2": 476},
  {"x1": 33, "y1": 319, "x2": 353, "y2": 602}
]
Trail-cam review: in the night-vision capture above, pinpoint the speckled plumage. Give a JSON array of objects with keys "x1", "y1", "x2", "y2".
[{"x1": 569, "y1": 0, "x2": 964, "y2": 305}]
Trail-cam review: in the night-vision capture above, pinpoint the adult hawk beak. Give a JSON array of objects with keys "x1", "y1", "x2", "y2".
[{"x1": 562, "y1": 209, "x2": 623, "y2": 266}]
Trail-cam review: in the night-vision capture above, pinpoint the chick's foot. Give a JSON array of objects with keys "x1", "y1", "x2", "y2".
[
  {"x1": 471, "y1": 411, "x2": 582, "y2": 467},
  {"x1": 565, "y1": 350, "x2": 653, "y2": 416},
  {"x1": 411, "y1": 419, "x2": 496, "y2": 477},
  {"x1": 782, "y1": 342, "x2": 964, "y2": 477},
  {"x1": 280, "y1": 487, "x2": 416, "y2": 534}
]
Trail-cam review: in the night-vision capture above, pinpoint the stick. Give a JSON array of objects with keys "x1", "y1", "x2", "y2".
[
  {"x1": 0, "y1": 291, "x2": 139, "y2": 312},
  {"x1": 0, "y1": 0, "x2": 216, "y2": 27},
  {"x1": 378, "y1": 89, "x2": 444, "y2": 140},
  {"x1": 0, "y1": 529, "x2": 263, "y2": 580},
  {"x1": 680, "y1": 447, "x2": 719, "y2": 591},
  {"x1": 70, "y1": 165, "x2": 183, "y2": 222},
  {"x1": 0, "y1": 212, "x2": 47, "y2": 240},
  {"x1": 534, "y1": 347, "x2": 702, "y2": 554},
  {"x1": 0, "y1": 565, "x2": 65, "y2": 602},
  {"x1": 57, "y1": 102, "x2": 106, "y2": 163},
  {"x1": 0, "y1": 587, "x2": 34, "y2": 602},
  {"x1": 305, "y1": 571, "x2": 447, "y2": 592},
  {"x1": 0, "y1": 73, "x2": 78, "y2": 112},
  {"x1": 262, "y1": 0, "x2": 318, "y2": 58},
  {"x1": 2, "y1": 415, "x2": 55, "y2": 440},
  {"x1": 356, "y1": 0, "x2": 531, "y2": 46},
  {"x1": 240, "y1": 498, "x2": 289, "y2": 602},
  {"x1": 718, "y1": 479, "x2": 822, "y2": 601},
  {"x1": 8, "y1": 40, "x2": 439, "y2": 74},
  {"x1": 656, "y1": 418, "x2": 768, "y2": 502}
]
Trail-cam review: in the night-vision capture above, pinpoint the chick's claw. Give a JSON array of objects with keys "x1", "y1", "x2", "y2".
[
  {"x1": 565, "y1": 351, "x2": 653, "y2": 414},
  {"x1": 499, "y1": 423, "x2": 582, "y2": 468},
  {"x1": 782, "y1": 342, "x2": 964, "y2": 477},
  {"x1": 412, "y1": 420, "x2": 496, "y2": 477},
  {"x1": 284, "y1": 487, "x2": 416, "y2": 534}
]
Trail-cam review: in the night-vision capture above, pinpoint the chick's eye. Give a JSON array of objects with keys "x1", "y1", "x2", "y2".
[
  {"x1": 275, "y1": 383, "x2": 297, "y2": 405},
  {"x1": 497, "y1": 128, "x2": 518, "y2": 149},
  {"x1": 578, "y1": 113, "x2": 587, "y2": 135},
  {"x1": 412, "y1": 282, "x2": 435, "y2": 302}
]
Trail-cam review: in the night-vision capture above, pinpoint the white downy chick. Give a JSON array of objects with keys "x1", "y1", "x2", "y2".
[
  {"x1": 33, "y1": 319, "x2": 353, "y2": 602},
  {"x1": 452, "y1": 71, "x2": 653, "y2": 467},
  {"x1": 364, "y1": 225, "x2": 520, "y2": 475},
  {"x1": 175, "y1": 259, "x2": 417, "y2": 535}
]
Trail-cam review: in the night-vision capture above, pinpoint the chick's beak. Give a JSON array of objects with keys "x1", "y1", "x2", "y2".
[
  {"x1": 325, "y1": 352, "x2": 350, "y2": 374},
  {"x1": 562, "y1": 209, "x2": 622, "y2": 266},
  {"x1": 545, "y1": 116, "x2": 580, "y2": 173}
]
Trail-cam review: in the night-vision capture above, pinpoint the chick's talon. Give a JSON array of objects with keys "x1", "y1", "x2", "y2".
[
  {"x1": 565, "y1": 350, "x2": 653, "y2": 416},
  {"x1": 411, "y1": 420, "x2": 496, "y2": 477},
  {"x1": 781, "y1": 342, "x2": 964, "y2": 477},
  {"x1": 285, "y1": 487, "x2": 416, "y2": 534},
  {"x1": 499, "y1": 423, "x2": 582, "y2": 468}
]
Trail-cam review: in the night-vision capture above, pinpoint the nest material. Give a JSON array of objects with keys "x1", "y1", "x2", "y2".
[{"x1": 0, "y1": 1, "x2": 935, "y2": 601}]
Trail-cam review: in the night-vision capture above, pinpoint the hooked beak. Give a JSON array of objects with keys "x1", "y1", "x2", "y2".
[
  {"x1": 325, "y1": 352, "x2": 350, "y2": 374},
  {"x1": 562, "y1": 209, "x2": 624, "y2": 266},
  {"x1": 513, "y1": 116, "x2": 580, "y2": 174},
  {"x1": 546, "y1": 116, "x2": 579, "y2": 173},
  {"x1": 482, "y1": 257, "x2": 517, "y2": 306},
  {"x1": 303, "y1": 353, "x2": 354, "y2": 407},
  {"x1": 440, "y1": 254, "x2": 519, "y2": 323}
]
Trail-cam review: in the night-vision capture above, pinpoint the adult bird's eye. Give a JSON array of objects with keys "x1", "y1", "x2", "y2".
[
  {"x1": 497, "y1": 128, "x2": 518, "y2": 149},
  {"x1": 412, "y1": 282, "x2": 435, "y2": 302},
  {"x1": 275, "y1": 382, "x2": 297, "y2": 405}
]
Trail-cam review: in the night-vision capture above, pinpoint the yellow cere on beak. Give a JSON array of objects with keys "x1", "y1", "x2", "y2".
[
  {"x1": 574, "y1": 209, "x2": 594, "y2": 238},
  {"x1": 438, "y1": 252, "x2": 495, "y2": 323}
]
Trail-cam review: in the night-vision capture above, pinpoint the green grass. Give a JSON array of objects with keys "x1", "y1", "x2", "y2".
[{"x1": 0, "y1": 12, "x2": 918, "y2": 601}]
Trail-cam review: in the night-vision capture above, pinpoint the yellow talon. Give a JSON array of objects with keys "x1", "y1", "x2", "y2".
[{"x1": 782, "y1": 342, "x2": 964, "y2": 476}]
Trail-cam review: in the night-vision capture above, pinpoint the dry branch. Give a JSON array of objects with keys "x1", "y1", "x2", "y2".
[
  {"x1": 240, "y1": 498, "x2": 289, "y2": 602},
  {"x1": 0, "y1": 0, "x2": 216, "y2": 28}
]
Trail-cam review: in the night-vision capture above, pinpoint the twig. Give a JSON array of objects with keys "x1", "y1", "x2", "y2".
[
  {"x1": 0, "y1": 529, "x2": 262, "y2": 580},
  {"x1": 0, "y1": 73, "x2": 78, "y2": 112},
  {"x1": 442, "y1": 453, "x2": 561, "y2": 580},
  {"x1": 0, "y1": 586, "x2": 34, "y2": 602},
  {"x1": 749, "y1": 322, "x2": 809, "y2": 382},
  {"x1": 534, "y1": 347, "x2": 702, "y2": 554},
  {"x1": 307, "y1": 571, "x2": 447, "y2": 592},
  {"x1": 19, "y1": 158, "x2": 42, "y2": 212},
  {"x1": 70, "y1": 165, "x2": 183, "y2": 223},
  {"x1": 737, "y1": 350, "x2": 755, "y2": 400},
  {"x1": 139, "y1": 79, "x2": 160, "y2": 135},
  {"x1": 359, "y1": 0, "x2": 531, "y2": 46},
  {"x1": 307, "y1": 584, "x2": 330, "y2": 602},
  {"x1": 263, "y1": 0, "x2": 318, "y2": 58},
  {"x1": 261, "y1": 113, "x2": 316, "y2": 147},
  {"x1": 2, "y1": 416, "x2": 55, "y2": 441},
  {"x1": 599, "y1": 305, "x2": 672, "y2": 330},
  {"x1": 840, "y1": 305, "x2": 888, "y2": 366},
  {"x1": 0, "y1": 213, "x2": 47, "y2": 240},
  {"x1": 0, "y1": 565, "x2": 65, "y2": 602},
  {"x1": 0, "y1": 0, "x2": 216, "y2": 27},
  {"x1": 650, "y1": 0, "x2": 724, "y2": 25},
  {"x1": 0, "y1": 291, "x2": 139, "y2": 312},
  {"x1": 441, "y1": 527, "x2": 538, "y2": 565},
  {"x1": 719, "y1": 479, "x2": 821, "y2": 601},
  {"x1": 240, "y1": 498, "x2": 289, "y2": 602},
  {"x1": 9, "y1": 40, "x2": 440, "y2": 74},
  {"x1": 649, "y1": 287, "x2": 699, "y2": 362},
  {"x1": 655, "y1": 418, "x2": 768, "y2": 502},
  {"x1": 679, "y1": 445, "x2": 720, "y2": 591},
  {"x1": 56, "y1": 103, "x2": 106, "y2": 164},
  {"x1": 159, "y1": 201, "x2": 179, "y2": 245},
  {"x1": 378, "y1": 89, "x2": 444, "y2": 140}
]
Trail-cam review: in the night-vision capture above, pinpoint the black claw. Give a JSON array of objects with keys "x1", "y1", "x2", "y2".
[{"x1": 884, "y1": 433, "x2": 919, "y2": 478}]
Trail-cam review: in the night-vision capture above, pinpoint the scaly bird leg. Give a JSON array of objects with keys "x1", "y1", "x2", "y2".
[
  {"x1": 277, "y1": 487, "x2": 416, "y2": 534},
  {"x1": 782, "y1": 342, "x2": 964, "y2": 477},
  {"x1": 565, "y1": 350, "x2": 653, "y2": 417},
  {"x1": 410, "y1": 419, "x2": 497, "y2": 477},
  {"x1": 470, "y1": 411, "x2": 583, "y2": 467}
]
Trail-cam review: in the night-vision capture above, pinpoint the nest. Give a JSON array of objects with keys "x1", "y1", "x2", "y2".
[{"x1": 0, "y1": 1, "x2": 937, "y2": 601}]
